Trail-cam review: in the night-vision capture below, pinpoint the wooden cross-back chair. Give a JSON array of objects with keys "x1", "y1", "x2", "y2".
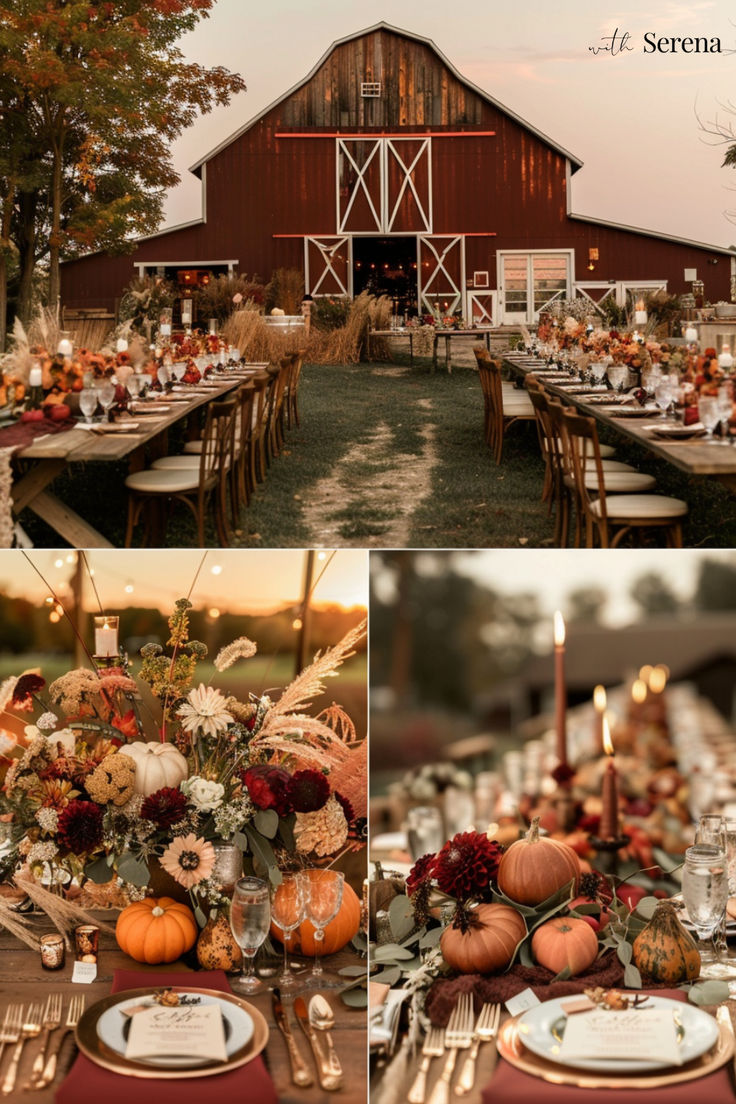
[{"x1": 472, "y1": 346, "x2": 535, "y2": 464}]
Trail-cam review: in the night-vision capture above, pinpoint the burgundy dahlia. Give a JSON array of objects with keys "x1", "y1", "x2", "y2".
[
  {"x1": 141, "y1": 787, "x2": 188, "y2": 828},
  {"x1": 11, "y1": 674, "x2": 45, "y2": 710},
  {"x1": 333, "y1": 791, "x2": 355, "y2": 825},
  {"x1": 432, "y1": 831, "x2": 502, "y2": 901},
  {"x1": 57, "y1": 799, "x2": 104, "y2": 854},
  {"x1": 288, "y1": 769, "x2": 330, "y2": 813},
  {"x1": 406, "y1": 852, "x2": 437, "y2": 896},
  {"x1": 242, "y1": 765, "x2": 292, "y2": 817}
]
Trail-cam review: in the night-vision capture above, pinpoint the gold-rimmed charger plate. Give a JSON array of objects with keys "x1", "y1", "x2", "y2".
[
  {"x1": 497, "y1": 1014, "x2": 733, "y2": 1089},
  {"x1": 76, "y1": 986, "x2": 269, "y2": 1080}
]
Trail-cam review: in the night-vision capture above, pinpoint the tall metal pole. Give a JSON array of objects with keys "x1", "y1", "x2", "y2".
[
  {"x1": 70, "y1": 554, "x2": 86, "y2": 667},
  {"x1": 296, "y1": 550, "x2": 315, "y2": 676}
]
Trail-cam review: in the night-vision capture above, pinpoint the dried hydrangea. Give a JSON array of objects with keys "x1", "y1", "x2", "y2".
[
  {"x1": 36, "y1": 712, "x2": 59, "y2": 732},
  {"x1": 27, "y1": 840, "x2": 58, "y2": 865},
  {"x1": 48, "y1": 669, "x2": 102, "y2": 713},
  {"x1": 294, "y1": 795, "x2": 348, "y2": 857},
  {"x1": 35, "y1": 807, "x2": 59, "y2": 834},
  {"x1": 85, "y1": 753, "x2": 137, "y2": 806}
]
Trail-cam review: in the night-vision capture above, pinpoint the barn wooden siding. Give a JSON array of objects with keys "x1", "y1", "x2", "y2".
[{"x1": 60, "y1": 26, "x2": 733, "y2": 311}]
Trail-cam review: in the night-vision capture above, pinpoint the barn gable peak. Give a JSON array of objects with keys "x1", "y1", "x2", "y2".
[{"x1": 189, "y1": 22, "x2": 583, "y2": 177}]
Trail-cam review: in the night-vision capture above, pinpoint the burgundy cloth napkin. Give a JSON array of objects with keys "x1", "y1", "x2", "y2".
[
  {"x1": 481, "y1": 988, "x2": 732, "y2": 1104},
  {"x1": 55, "y1": 968, "x2": 277, "y2": 1104},
  {"x1": 0, "y1": 416, "x2": 76, "y2": 453}
]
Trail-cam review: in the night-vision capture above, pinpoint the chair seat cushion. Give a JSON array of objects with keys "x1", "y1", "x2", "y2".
[
  {"x1": 590, "y1": 494, "x2": 688, "y2": 520},
  {"x1": 593, "y1": 460, "x2": 637, "y2": 472},
  {"x1": 586, "y1": 472, "x2": 656, "y2": 492},
  {"x1": 152, "y1": 455, "x2": 202, "y2": 470},
  {"x1": 183, "y1": 440, "x2": 203, "y2": 454},
  {"x1": 125, "y1": 468, "x2": 201, "y2": 494},
  {"x1": 599, "y1": 443, "x2": 616, "y2": 458},
  {"x1": 502, "y1": 400, "x2": 535, "y2": 415}
]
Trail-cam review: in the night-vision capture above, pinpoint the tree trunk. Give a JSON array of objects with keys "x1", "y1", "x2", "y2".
[
  {"x1": 16, "y1": 191, "x2": 38, "y2": 327},
  {"x1": 47, "y1": 146, "x2": 63, "y2": 314}
]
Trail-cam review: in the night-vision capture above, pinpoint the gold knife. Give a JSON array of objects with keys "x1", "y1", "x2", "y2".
[
  {"x1": 294, "y1": 997, "x2": 342, "y2": 1092},
  {"x1": 716, "y1": 1003, "x2": 736, "y2": 1093},
  {"x1": 272, "y1": 988, "x2": 313, "y2": 1087}
]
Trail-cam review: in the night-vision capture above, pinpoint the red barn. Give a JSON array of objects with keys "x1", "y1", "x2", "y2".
[{"x1": 61, "y1": 22, "x2": 736, "y2": 325}]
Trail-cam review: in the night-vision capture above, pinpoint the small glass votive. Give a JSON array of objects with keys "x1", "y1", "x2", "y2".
[
  {"x1": 75, "y1": 925, "x2": 99, "y2": 963},
  {"x1": 40, "y1": 933, "x2": 65, "y2": 970}
]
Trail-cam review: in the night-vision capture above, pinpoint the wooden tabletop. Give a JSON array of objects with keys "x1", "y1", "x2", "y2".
[
  {"x1": 504, "y1": 353, "x2": 736, "y2": 491},
  {"x1": 0, "y1": 914, "x2": 366, "y2": 1104}
]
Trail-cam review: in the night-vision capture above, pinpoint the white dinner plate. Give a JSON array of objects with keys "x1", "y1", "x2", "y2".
[
  {"x1": 96, "y1": 990, "x2": 254, "y2": 1069},
  {"x1": 517, "y1": 995, "x2": 719, "y2": 1073}
]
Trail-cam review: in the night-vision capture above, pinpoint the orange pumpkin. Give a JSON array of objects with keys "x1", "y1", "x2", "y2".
[
  {"x1": 531, "y1": 917, "x2": 599, "y2": 976},
  {"x1": 271, "y1": 871, "x2": 361, "y2": 956},
  {"x1": 440, "y1": 904, "x2": 526, "y2": 974},
  {"x1": 115, "y1": 896, "x2": 198, "y2": 964},
  {"x1": 497, "y1": 817, "x2": 581, "y2": 906}
]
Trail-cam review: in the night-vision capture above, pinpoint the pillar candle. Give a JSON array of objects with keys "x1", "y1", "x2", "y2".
[
  {"x1": 600, "y1": 716, "x2": 619, "y2": 840},
  {"x1": 94, "y1": 619, "x2": 118, "y2": 657},
  {"x1": 553, "y1": 611, "x2": 567, "y2": 767}
]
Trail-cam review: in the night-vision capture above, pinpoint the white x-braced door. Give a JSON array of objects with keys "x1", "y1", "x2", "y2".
[
  {"x1": 337, "y1": 138, "x2": 432, "y2": 234},
  {"x1": 418, "y1": 235, "x2": 465, "y2": 315},
  {"x1": 304, "y1": 237, "x2": 351, "y2": 297}
]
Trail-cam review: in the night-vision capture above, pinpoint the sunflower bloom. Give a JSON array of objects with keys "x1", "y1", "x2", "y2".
[
  {"x1": 177, "y1": 685, "x2": 234, "y2": 739},
  {"x1": 159, "y1": 834, "x2": 215, "y2": 889}
]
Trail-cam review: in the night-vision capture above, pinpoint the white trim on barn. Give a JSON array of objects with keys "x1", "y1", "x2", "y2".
[{"x1": 134, "y1": 259, "x2": 238, "y2": 276}]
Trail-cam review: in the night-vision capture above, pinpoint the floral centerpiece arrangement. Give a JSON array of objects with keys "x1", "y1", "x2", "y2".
[{"x1": 0, "y1": 600, "x2": 366, "y2": 944}]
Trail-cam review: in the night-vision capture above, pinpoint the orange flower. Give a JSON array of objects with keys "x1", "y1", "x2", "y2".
[{"x1": 159, "y1": 834, "x2": 215, "y2": 889}]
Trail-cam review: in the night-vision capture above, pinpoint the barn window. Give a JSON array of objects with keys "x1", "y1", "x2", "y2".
[{"x1": 361, "y1": 81, "x2": 381, "y2": 98}]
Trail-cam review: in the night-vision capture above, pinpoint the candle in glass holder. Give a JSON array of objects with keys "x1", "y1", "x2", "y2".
[
  {"x1": 593, "y1": 685, "x2": 607, "y2": 751},
  {"x1": 29, "y1": 365, "x2": 43, "y2": 388},
  {"x1": 94, "y1": 615, "x2": 119, "y2": 657},
  {"x1": 57, "y1": 338, "x2": 73, "y2": 358},
  {"x1": 684, "y1": 325, "x2": 699, "y2": 345},
  {"x1": 553, "y1": 611, "x2": 567, "y2": 767},
  {"x1": 600, "y1": 717, "x2": 619, "y2": 840}
]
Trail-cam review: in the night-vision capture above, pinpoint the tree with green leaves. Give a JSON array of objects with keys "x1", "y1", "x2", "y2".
[{"x1": 0, "y1": 0, "x2": 246, "y2": 345}]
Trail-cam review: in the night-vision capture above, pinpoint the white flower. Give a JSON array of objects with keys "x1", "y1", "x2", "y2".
[
  {"x1": 181, "y1": 776, "x2": 225, "y2": 812},
  {"x1": 28, "y1": 841, "x2": 58, "y2": 865},
  {"x1": 36, "y1": 807, "x2": 59, "y2": 834},
  {"x1": 36, "y1": 712, "x2": 58, "y2": 732},
  {"x1": 177, "y1": 684, "x2": 234, "y2": 738},
  {"x1": 23, "y1": 725, "x2": 41, "y2": 742}
]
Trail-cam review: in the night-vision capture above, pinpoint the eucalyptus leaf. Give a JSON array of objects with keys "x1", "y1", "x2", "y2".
[
  {"x1": 419, "y1": 927, "x2": 443, "y2": 949},
  {"x1": 570, "y1": 902, "x2": 600, "y2": 916},
  {"x1": 84, "y1": 854, "x2": 115, "y2": 884},
  {"x1": 116, "y1": 852, "x2": 150, "y2": 887},
  {"x1": 388, "y1": 895, "x2": 415, "y2": 942},
  {"x1": 341, "y1": 987, "x2": 368, "y2": 1008},
  {"x1": 244, "y1": 826, "x2": 278, "y2": 881},
  {"x1": 374, "y1": 965, "x2": 402, "y2": 987},
  {"x1": 616, "y1": 941, "x2": 633, "y2": 966},
  {"x1": 278, "y1": 815, "x2": 296, "y2": 852},
  {"x1": 623, "y1": 963, "x2": 642, "y2": 988},
  {"x1": 652, "y1": 848, "x2": 682, "y2": 876},
  {"x1": 233, "y1": 831, "x2": 248, "y2": 851},
  {"x1": 632, "y1": 896, "x2": 659, "y2": 921},
  {"x1": 551, "y1": 965, "x2": 572, "y2": 982},
  {"x1": 373, "y1": 943, "x2": 415, "y2": 962},
  {"x1": 518, "y1": 940, "x2": 534, "y2": 967},
  {"x1": 253, "y1": 809, "x2": 279, "y2": 839},
  {"x1": 339, "y1": 965, "x2": 368, "y2": 977},
  {"x1": 688, "y1": 979, "x2": 730, "y2": 1006},
  {"x1": 194, "y1": 905, "x2": 207, "y2": 928}
]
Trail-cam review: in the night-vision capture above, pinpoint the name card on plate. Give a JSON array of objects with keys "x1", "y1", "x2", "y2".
[
  {"x1": 558, "y1": 1007, "x2": 682, "y2": 1066},
  {"x1": 126, "y1": 1004, "x2": 227, "y2": 1064}
]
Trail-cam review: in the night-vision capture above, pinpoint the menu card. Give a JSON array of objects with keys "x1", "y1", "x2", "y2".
[
  {"x1": 557, "y1": 1007, "x2": 682, "y2": 1066},
  {"x1": 126, "y1": 1004, "x2": 227, "y2": 1063}
]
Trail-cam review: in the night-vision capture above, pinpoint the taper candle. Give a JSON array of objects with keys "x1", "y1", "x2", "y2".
[
  {"x1": 600, "y1": 716, "x2": 619, "y2": 840},
  {"x1": 593, "y1": 685, "x2": 607, "y2": 751},
  {"x1": 553, "y1": 611, "x2": 567, "y2": 767}
]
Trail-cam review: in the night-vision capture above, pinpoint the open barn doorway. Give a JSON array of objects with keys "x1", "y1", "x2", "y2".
[{"x1": 352, "y1": 237, "x2": 418, "y2": 318}]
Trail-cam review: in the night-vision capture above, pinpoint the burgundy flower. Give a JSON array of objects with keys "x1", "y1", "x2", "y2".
[
  {"x1": 141, "y1": 787, "x2": 188, "y2": 828},
  {"x1": 242, "y1": 765, "x2": 292, "y2": 817},
  {"x1": 551, "y1": 762, "x2": 576, "y2": 785},
  {"x1": 287, "y1": 769, "x2": 329, "y2": 813},
  {"x1": 11, "y1": 674, "x2": 45, "y2": 710},
  {"x1": 433, "y1": 831, "x2": 502, "y2": 901},
  {"x1": 333, "y1": 791, "x2": 355, "y2": 825},
  {"x1": 406, "y1": 852, "x2": 437, "y2": 896},
  {"x1": 57, "y1": 800, "x2": 104, "y2": 854}
]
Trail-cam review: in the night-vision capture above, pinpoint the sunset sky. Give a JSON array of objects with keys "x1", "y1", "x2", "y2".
[
  {"x1": 0, "y1": 550, "x2": 368, "y2": 613},
  {"x1": 162, "y1": 0, "x2": 736, "y2": 249}
]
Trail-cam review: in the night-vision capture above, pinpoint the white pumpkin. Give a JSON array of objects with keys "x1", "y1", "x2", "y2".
[{"x1": 125, "y1": 741, "x2": 188, "y2": 796}]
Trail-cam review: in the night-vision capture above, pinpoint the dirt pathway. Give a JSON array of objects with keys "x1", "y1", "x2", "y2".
[{"x1": 300, "y1": 386, "x2": 437, "y2": 548}]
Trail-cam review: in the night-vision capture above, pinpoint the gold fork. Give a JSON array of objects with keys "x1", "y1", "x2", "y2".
[
  {"x1": 1, "y1": 1002, "x2": 42, "y2": 1096},
  {"x1": 34, "y1": 994, "x2": 86, "y2": 1089},
  {"x1": 455, "y1": 1002, "x2": 501, "y2": 1095},
  {"x1": 427, "y1": 993, "x2": 474, "y2": 1104},
  {"x1": 29, "y1": 992, "x2": 63, "y2": 1087},
  {"x1": 408, "y1": 1026, "x2": 444, "y2": 1104},
  {"x1": 0, "y1": 1005, "x2": 23, "y2": 1067}
]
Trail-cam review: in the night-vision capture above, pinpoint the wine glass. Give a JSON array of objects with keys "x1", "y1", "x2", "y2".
[
  {"x1": 653, "y1": 376, "x2": 673, "y2": 419},
  {"x1": 78, "y1": 388, "x2": 98, "y2": 424},
  {"x1": 716, "y1": 386, "x2": 733, "y2": 445},
  {"x1": 229, "y1": 876, "x2": 270, "y2": 993},
  {"x1": 699, "y1": 395, "x2": 720, "y2": 440},
  {"x1": 303, "y1": 869, "x2": 344, "y2": 989},
  {"x1": 96, "y1": 380, "x2": 115, "y2": 421},
  {"x1": 156, "y1": 363, "x2": 170, "y2": 390},
  {"x1": 406, "y1": 806, "x2": 444, "y2": 861},
  {"x1": 271, "y1": 871, "x2": 307, "y2": 990},
  {"x1": 172, "y1": 360, "x2": 187, "y2": 383},
  {"x1": 681, "y1": 844, "x2": 728, "y2": 977}
]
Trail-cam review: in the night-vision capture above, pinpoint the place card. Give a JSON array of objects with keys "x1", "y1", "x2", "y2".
[
  {"x1": 72, "y1": 961, "x2": 97, "y2": 984},
  {"x1": 506, "y1": 988, "x2": 541, "y2": 1016},
  {"x1": 125, "y1": 1004, "x2": 227, "y2": 1063},
  {"x1": 557, "y1": 1007, "x2": 682, "y2": 1066}
]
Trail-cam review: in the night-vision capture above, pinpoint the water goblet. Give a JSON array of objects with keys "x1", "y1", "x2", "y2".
[
  {"x1": 699, "y1": 395, "x2": 721, "y2": 440},
  {"x1": 96, "y1": 380, "x2": 116, "y2": 421},
  {"x1": 156, "y1": 364, "x2": 171, "y2": 390},
  {"x1": 406, "y1": 805, "x2": 444, "y2": 861},
  {"x1": 303, "y1": 869, "x2": 344, "y2": 989},
  {"x1": 229, "y1": 876, "x2": 270, "y2": 993},
  {"x1": 271, "y1": 871, "x2": 307, "y2": 990},
  {"x1": 172, "y1": 360, "x2": 187, "y2": 383},
  {"x1": 653, "y1": 377, "x2": 673, "y2": 419},
  {"x1": 681, "y1": 844, "x2": 729, "y2": 978},
  {"x1": 78, "y1": 388, "x2": 99, "y2": 424}
]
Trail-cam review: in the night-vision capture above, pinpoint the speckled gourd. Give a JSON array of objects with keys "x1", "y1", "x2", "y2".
[{"x1": 632, "y1": 900, "x2": 701, "y2": 983}]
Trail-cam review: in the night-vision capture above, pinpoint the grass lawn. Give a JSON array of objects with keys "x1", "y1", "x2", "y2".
[{"x1": 17, "y1": 357, "x2": 736, "y2": 548}]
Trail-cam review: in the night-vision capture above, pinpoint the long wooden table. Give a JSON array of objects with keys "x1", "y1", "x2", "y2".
[
  {"x1": 0, "y1": 912, "x2": 366, "y2": 1103},
  {"x1": 368, "y1": 327, "x2": 494, "y2": 372},
  {"x1": 6, "y1": 372, "x2": 257, "y2": 547},
  {"x1": 504, "y1": 352, "x2": 736, "y2": 497}
]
